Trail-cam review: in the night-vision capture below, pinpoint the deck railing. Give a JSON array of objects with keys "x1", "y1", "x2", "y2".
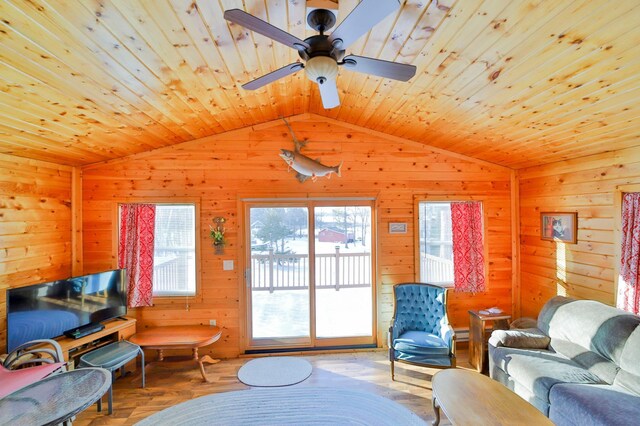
[
  {"x1": 153, "y1": 249, "x2": 451, "y2": 294},
  {"x1": 153, "y1": 248, "x2": 193, "y2": 294},
  {"x1": 419, "y1": 253, "x2": 454, "y2": 284},
  {"x1": 251, "y1": 247, "x2": 371, "y2": 292}
]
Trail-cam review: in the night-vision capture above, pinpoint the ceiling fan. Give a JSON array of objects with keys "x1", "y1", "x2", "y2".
[{"x1": 223, "y1": 0, "x2": 417, "y2": 109}]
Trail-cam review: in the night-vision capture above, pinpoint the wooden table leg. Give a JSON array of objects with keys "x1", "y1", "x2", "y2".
[
  {"x1": 198, "y1": 355, "x2": 220, "y2": 383},
  {"x1": 432, "y1": 396, "x2": 441, "y2": 426}
]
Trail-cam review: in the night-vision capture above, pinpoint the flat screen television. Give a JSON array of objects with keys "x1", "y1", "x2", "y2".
[{"x1": 6, "y1": 269, "x2": 127, "y2": 352}]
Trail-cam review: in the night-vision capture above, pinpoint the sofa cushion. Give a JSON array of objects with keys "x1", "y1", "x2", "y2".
[
  {"x1": 538, "y1": 296, "x2": 640, "y2": 365},
  {"x1": 489, "y1": 328, "x2": 550, "y2": 349},
  {"x1": 549, "y1": 338, "x2": 620, "y2": 384},
  {"x1": 549, "y1": 383, "x2": 640, "y2": 426},
  {"x1": 0, "y1": 363, "x2": 65, "y2": 398},
  {"x1": 392, "y1": 331, "x2": 450, "y2": 356},
  {"x1": 491, "y1": 346, "x2": 605, "y2": 403},
  {"x1": 614, "y1": 326, "x2": 640, "y2": 395}
]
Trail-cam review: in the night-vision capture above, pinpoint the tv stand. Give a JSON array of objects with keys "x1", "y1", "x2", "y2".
[
  {"x1": 55, "y1": 317, "x2": 136, "y2": 367},
  {"x1": 64, "y1": 322, "x2": 105, "y2": 339}
]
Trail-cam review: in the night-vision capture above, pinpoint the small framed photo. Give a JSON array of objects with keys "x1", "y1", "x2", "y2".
[
  {"x1": 540, "y1": 212, "x2": 577, "y2": 244},
  {"x1": 389, "y1": 222, "x2": 407, "y2": 234}
]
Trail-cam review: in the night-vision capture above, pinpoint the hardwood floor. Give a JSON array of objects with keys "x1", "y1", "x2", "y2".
[{"x1": 76, "y1": 349, "x2": 472, "y2": 425}]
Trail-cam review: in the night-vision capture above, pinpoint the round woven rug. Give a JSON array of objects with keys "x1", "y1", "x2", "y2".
[
  {"x1": 136, "y1": 387, "x2": 426, "y2": 425},
  {"x1": 237, "y1": 356, "x2": 312, "y2": 387}
]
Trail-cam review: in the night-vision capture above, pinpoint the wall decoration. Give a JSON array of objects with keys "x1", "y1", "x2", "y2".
[
  {"x1": 540, "y1": 212, "x2": 577, "y2": 244},
  {"x1": 210, "y1": 217, "x2": 226, "y2": 254},
  {"x1": 280, "y1": 117, "x2": 342, "y2": 183},
  {"x1": 388, "y1": 222, "x2": 407, "y2": 234}
]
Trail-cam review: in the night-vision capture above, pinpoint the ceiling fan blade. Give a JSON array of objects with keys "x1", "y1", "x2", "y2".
[
  {"x1": 328, "y1": 0, "x2": 400, "y2": 50},
  {"x1": 224, "y1": 9, "x2": 310, "y2": 51},
  {"x1": 317, "y1": 78, "x2": 340, "y2": 109},
  {"x1": 342, "y1": 55, "x2": 416, "y2": 81},
  {"x1": 242, "y1": 63, "x2": 304, "y2": 90}
]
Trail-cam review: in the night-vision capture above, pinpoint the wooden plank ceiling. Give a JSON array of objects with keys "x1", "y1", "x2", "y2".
[{"x1": 0, "y1": 0, "x2": 638, "y2": 168}]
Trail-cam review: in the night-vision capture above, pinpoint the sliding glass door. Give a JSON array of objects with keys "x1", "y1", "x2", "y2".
[
  {"x1": 245, "y1": 201, "x2": 375, "y2": 349},
  {"x1": 314, "y1": 206, "x2": 373, "y2": 339},
  {"x1": 248, "y1": 206, "x2": 311, "y2": 346}
]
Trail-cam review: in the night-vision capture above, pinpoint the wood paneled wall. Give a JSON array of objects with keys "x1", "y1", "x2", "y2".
[
  {"x1": 81, "y1": 115, "x2": 513, "y2": 358},
  {"x1": 518, "y1": 146, "x2": 640, "y2": 318},
  {"x1": 0, "y1": 153, "x2": 74, "y2": 350}
]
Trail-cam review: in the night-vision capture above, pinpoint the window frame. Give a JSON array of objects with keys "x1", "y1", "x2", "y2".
[
  {"x1": 112, "y1": 197, "x2": 202, "y2": 304},
  {"x1": 413, "y1": 195, "x2": 489, "y2": 287}
]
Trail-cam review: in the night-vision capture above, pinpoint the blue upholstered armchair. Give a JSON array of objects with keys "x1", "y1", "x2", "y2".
[{"x1": 388, "y1": 283, "x2": 456, "y2": 380}]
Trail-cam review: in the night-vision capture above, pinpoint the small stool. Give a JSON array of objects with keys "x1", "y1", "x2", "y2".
[{"x1": 78, "y1": 340, "x2": 145, "y2": 414}]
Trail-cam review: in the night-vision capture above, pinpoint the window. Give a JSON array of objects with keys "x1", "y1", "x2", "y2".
[
  {"x1": 418, "y1": 202, "x2": 454, "y2": 284},
  {"x1": 152, "y1": 205, "x2": 196, "y2": 296},
  {"x1": 417, "y1": 200, "x2": 486, "y2": 293},
  {"x1": 119, "y1": 204, "x2": 196, "y2": 297}
]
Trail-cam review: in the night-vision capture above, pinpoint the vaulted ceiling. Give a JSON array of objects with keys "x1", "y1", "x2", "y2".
[{"x1": 1, "y1": 0, "x2": 638, "y2": 168}]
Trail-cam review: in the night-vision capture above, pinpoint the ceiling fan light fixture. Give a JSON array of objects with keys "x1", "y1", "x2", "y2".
[{"x1": 305, "y1": 56, "x2": 338, "y2": 83}]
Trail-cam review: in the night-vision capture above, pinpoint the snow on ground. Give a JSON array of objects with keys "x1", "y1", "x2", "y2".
[{"x1": 252, "y1": 287, "x2": 373, "y2": 339}]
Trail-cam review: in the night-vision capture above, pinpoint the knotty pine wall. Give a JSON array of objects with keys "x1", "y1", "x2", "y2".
[
  {"x1": 518, "y1": 146, "x2": 640, "y2": 318},
  {"x1": 81, "y1": 115, "x2": 513, "y2": 358},
  {"x1": 0, "y1": 153, "x2": 75, "y2": 350}
]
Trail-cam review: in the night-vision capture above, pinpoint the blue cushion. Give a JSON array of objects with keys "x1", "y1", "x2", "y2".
[
  {"x1": 393, "y1": 331, "x2": 450, "y2": 356},
  {"x1": 394, "y1": 351, "x2": 454, "y2": 367}
]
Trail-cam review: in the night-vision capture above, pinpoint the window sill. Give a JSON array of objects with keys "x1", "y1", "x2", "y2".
[
  {"x1": 150, "y1": 293, "x2": 202, "y2": 305},
  {"x1": 425, "y1": 282, "x2": 454, "y2": 288}
]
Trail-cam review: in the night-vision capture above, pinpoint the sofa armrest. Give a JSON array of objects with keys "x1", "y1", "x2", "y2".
[{"x1": 488, "y1": 328, "x2": 550, "y2": 349}]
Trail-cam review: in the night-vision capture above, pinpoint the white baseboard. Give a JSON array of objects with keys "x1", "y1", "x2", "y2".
[{"x1": 454, "y1": 328, "x2": 469, "y2": 342}]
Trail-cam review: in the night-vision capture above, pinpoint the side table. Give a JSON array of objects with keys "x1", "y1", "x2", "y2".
[{"x1": 468, "y1": 310, "x2": 511, "y2": 373}]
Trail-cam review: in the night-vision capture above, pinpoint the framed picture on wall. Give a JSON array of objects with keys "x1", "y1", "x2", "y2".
[
  {"x1": 540, "y1": 212, "x2": 577, "y2": 244},
  {"x1": 389, "y1": 222, "x2": 407, "y2": 234}
]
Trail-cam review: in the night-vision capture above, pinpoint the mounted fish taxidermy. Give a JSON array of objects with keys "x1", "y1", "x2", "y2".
[{"x1": 279, "y1": 118, "x2": 342, "y2": 183}]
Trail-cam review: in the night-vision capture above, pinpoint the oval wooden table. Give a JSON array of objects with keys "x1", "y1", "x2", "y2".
[
  {"x1": 431, "y1": 369, "x2": 553, "y2": 426},
  {"x1": 129, "y1": 325, "x2": 221, "y2": 383}
]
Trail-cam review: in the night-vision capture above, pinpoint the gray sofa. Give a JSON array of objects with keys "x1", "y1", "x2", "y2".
[{"x1": 488, "y1": 296, "x2": 640, "y2": 425}]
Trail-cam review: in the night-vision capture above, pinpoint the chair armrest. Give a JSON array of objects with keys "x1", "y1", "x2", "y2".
[
  {"x1": 488, "y1": 328, "x2": 550, "y2": 349},
  {"x1": 389, "y1": 316, "x2": 407, "y2": 343},
  {"x1": 440, "y1": 322, "x2": 456, "y2": 352},
  {"x1": 388, "y1": 319, "x2": 395, "y2": 348},
  {"x1": 4, "y1": 339, "x2": 65, "y2": 370}
]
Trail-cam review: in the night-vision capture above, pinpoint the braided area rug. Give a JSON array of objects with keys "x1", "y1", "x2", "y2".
[
  {"x1": 237, "y1": 356, "x2": 312, "y2": 387},
  {"x1": 136, "y1": 387, "x2": 426, "y2": 425}
]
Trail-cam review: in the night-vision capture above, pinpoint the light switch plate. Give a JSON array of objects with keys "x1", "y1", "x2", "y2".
[{"x1": 223, "y1": 260, "x2": 234, "y2": 271}]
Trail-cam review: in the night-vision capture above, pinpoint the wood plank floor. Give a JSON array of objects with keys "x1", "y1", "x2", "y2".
[{"x1": 76, "y1": 349, "x2": 473, "y2": 425}]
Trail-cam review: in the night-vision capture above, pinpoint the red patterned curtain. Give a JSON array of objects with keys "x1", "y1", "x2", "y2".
[
  {"x1": 451, "y1": 201, "x2": 486, "y2": 293},
  {"x1": 118, "y1": 204, "x2": 156, "y2": 308},
  {"x1": 618, "y1": 193, "x2": 640, "y2": 314}
]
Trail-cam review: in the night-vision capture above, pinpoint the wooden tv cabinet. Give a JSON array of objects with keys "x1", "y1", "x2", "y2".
[{"x1": 54, "y1": 317, "x2": 136, "y2": 367}]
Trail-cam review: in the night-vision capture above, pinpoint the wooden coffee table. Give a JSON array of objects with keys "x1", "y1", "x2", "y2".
[
  {"x1": 130, "y1": 325, "x2": 221, "y2": 383},
  {"x1": 431, "y1": 369, "x2": 553, "y2": 425}
]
